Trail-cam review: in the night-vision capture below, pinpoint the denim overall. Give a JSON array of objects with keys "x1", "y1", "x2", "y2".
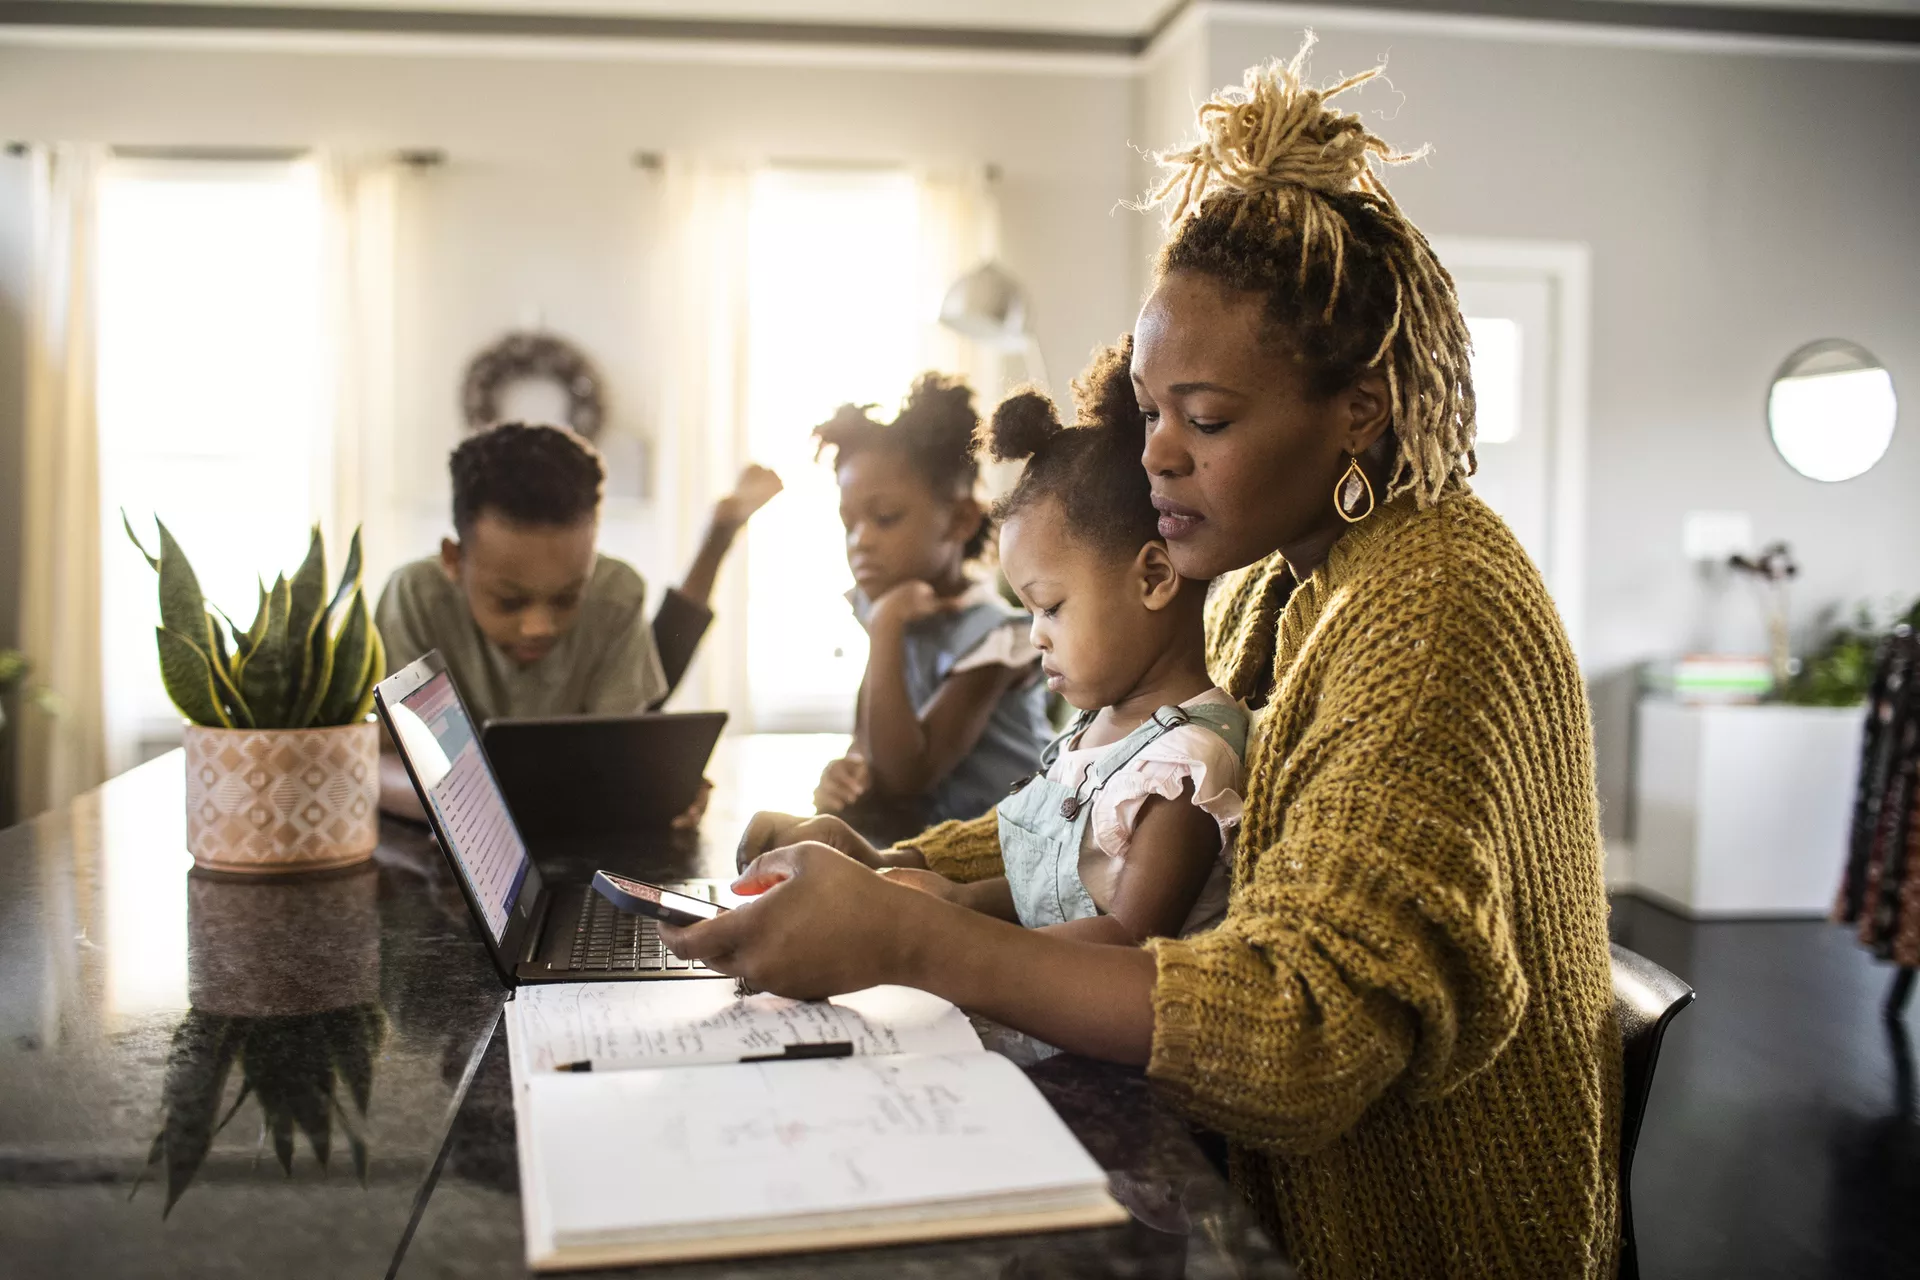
[{"x1": 999, "y1": 701, "x2": 1251, "y2": 930}]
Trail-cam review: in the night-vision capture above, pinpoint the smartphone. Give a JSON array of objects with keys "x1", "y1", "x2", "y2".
[{"x1": 591, "y1": 870, "x2": 728, "y2": 927}]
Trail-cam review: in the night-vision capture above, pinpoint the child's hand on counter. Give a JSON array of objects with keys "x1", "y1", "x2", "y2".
[
  {"x1": 813, "y1": 754, "x2": 870, "y2": 812},
  {"x1": 670, "y1": 778, "x2": 714, "y2": 830}
]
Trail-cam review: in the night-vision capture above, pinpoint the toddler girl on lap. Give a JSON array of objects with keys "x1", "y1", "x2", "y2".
[{"x1": 885, "y1": 341, "x2": 1248, "y2": 958}]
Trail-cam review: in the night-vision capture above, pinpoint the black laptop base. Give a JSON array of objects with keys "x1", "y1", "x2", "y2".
[{"x1": 513, "y1": 883, "x2": 717, "y2": 984}]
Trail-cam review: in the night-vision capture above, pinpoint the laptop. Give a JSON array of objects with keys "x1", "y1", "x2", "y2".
[
  {"x1": 483, "y1": 711, "x2": 727, "y2": 840},
  {"x1": 374, "y1": 651, "x2": 727, "y2": 986}
]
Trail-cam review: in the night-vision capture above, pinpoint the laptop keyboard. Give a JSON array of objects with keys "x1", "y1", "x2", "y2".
[{"x1": 569, "y1": 888, "x2": 704, "y2": 972}]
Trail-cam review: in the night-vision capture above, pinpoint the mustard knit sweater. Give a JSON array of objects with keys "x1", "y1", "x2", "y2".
[{"x1": 904, "y1": 491, "x2": 1620, "y2": 1279}]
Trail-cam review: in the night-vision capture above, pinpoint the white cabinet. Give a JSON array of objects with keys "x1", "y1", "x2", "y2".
[{"x1": 1631, "y1": 699, "x2": 1866, "y2": 917}]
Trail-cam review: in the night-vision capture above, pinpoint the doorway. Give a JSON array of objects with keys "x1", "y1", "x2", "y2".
[{"x1": 1434, "y1": 238, "x2": 1591, "y2": 660}]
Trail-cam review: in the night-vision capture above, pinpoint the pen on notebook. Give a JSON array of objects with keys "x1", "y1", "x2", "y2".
[{"x1": 552, "y1": 1041, "x2": 855, "y2": 1073}]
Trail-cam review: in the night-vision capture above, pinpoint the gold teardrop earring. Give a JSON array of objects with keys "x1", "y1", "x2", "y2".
[{"x1": 1334, "y1": 452, "x2": 1376, "y2": 523}]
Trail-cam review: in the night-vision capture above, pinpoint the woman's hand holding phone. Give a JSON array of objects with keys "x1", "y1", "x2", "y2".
[
  {"x1": 660, "y1": 842, "x2": 922, "y2": 1000},
  {"x1": 591, "y1": 871, "x2": 728, "y2": 927}
]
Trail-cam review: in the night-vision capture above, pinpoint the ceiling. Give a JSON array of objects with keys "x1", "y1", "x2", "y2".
[
  {"x1": 91, "y1": 0, "x2": 1181, "y2": 35},
  {"x1": 21, "y1": 0, "x2": 1920, "y2": 49},
  {"x1": 82, "y1": 0, "x2": 1920, "y2": 31}
]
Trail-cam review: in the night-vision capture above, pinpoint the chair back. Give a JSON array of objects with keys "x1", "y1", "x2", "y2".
[{"x1": 1610, "y1": 941, "x2": 1696, "y2": 1280}]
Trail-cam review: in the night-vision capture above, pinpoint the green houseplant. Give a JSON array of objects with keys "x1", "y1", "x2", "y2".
[
  {"x1": 1779, "y1": 598, "x2": 1920, "y2": 707},
  {"x1": 126, "y1": 517, "x2": 386, "y2": 872}
]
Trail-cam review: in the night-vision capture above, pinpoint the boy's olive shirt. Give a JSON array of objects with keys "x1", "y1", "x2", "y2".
[{"x1": 375, "y1": 554, "x2": 668, "y2": 725}]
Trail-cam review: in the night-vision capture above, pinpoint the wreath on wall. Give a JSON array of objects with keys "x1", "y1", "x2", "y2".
[{"x1": 460, "y1": 331, "x2": 606, "y2": 438}]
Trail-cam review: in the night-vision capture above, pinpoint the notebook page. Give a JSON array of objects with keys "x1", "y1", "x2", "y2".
[
  {"x1": 528, "y1": 1052, "x2": 1112, "y2": 1247},
  {"x1": 510, "y1": 982, "x2": 981, "y2": 1071}
]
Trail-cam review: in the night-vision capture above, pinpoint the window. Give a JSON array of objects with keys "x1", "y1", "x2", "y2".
[
  {"x1": 1465, "y1": 316, "x2": 1522, "y2": 445},
  {"x1": 1439, "y1": 237, "x2": 1591, "y2": 658},
  {"x1": 742, "y1": 168, "x2": 924, "y2": 732},
  {"x1": 1454, "y1": 273, "x2": 1555, "y2": 573},
  {"x1": 97, "y1": 159, "x2": 329, "y2": 772}
]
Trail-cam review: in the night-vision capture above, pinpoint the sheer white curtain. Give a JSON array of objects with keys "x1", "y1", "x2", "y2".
[
  {"x1": 649, "y1": 160, "x2": 1006, "y2": 730},
  {"x1": 318, "y1": 153, "x2": 402, "y2": 592},
  {"x1": 652, "y1": 159, "x2": 753, "y2": 721},
  {"x1": 917, "y1": 165, "x2": 1008, "y2": 401},
  {"x1": 915, "y1": 166, "x2": 1020, "y2": 501},
  {"x1": 19, "y1": 144, "x2": 107, "y2": 818}
]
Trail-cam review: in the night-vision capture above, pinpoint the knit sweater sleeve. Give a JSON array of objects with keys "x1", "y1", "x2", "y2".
[
  {"x1": 896, "y1": 809, "x2": 1004, "y2": 883},
  {"x1": 1146, "y1": 562, "x2": 1533, "y2": 1155}
]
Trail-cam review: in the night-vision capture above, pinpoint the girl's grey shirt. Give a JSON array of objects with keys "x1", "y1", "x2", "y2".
[{"x1": 848, "y1": 581, "x2": 1051, "y2": 824}]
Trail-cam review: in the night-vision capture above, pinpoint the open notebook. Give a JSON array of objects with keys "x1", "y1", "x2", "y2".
[{"x1": 504, "y1": 982, "x2": 1128, "y2": 1270}]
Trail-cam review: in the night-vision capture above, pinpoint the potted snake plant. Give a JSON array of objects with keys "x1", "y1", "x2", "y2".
[{"x1": 126, "y1": 516, "x2": 385, "y2": 872}]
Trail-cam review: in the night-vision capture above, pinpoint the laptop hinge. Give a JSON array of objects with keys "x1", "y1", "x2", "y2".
[{"x1": 518, "y1": 890, "x2": 553, "y2": 967}]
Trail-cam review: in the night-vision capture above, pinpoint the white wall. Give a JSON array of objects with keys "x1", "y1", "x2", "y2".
[
  {"x1": 1133, "y1": 8, "x2": 1212, "y2": 288},
  {"x1": 1202, "y1": 14, "x2": 1920, "y2": 837},
  {"x1": 0, "y1": 41, "x2": 1140, "y2": 599}
]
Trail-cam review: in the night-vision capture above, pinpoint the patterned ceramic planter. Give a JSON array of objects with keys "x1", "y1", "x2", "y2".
[{"x1": 184, "y1": 722, "x2": 379, "y2": 873}]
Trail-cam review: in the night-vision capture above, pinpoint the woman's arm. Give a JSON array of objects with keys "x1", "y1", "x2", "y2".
[
  {"x1": 882, "y1": 868, "x2": 1019, "y2": 921},
  {"x1": 661, "y1": 843, "x2": 1157, "y2": 1064}
]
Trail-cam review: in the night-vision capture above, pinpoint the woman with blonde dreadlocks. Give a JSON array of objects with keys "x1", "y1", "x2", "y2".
[{"x1": 664, "y1": 41, "x2": 1618, "y2": 1280}]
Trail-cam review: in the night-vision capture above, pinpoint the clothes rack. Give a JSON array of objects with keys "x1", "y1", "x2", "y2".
[{"x1": 1836, "y1": 627, "x2": 1920, "y2": 1023}]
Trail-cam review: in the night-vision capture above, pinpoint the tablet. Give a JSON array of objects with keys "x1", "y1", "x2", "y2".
[{"x1": 482, "y1": 711, "x2": 727, "y2": 840}]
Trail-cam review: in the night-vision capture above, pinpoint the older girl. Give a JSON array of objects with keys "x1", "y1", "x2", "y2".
[{"x1": 810, "y1": 375, "x2": 1051, "y2": 834}]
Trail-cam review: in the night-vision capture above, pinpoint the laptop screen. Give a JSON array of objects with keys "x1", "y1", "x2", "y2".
[{"x1": 386, "y1": 669, "x2": 530, "y2": 943}]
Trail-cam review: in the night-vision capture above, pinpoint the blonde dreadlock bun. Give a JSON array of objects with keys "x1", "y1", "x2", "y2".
[{"x1": 1147, "y1": 34, "x2": 1477, "y2": 508}]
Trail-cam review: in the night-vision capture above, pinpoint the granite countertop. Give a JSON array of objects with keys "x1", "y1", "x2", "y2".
[{"x1": 0, "y1": 746, "x2": 1292, "y2": 1279}]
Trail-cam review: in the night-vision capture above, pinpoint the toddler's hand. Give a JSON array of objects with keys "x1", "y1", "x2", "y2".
[
  {"x1": 813, "y1": 754, "x2": 870, "y2": 812},
  {"x1": 713, "y1": 464, "x2": 783, "y2": 529},
  {"x1": 869, "y1": 580, "x2": 953, "y2": 629},
  {"x1": 736, "y1": 811, "x2": 881, "y2": 872}
]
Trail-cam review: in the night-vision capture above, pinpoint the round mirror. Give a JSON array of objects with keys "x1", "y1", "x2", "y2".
[{"x1": 1767, "y1": 339, "x2": 1897, "y2": 482}]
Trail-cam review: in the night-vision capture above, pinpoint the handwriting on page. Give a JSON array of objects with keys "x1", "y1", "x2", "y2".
[
  {"x1": 538, "y1": 1053, "x2": 1091, "y2": 1242},
  {"x1": 515, "y1": 984, "x2": 943, "y2": 1070},
  {"x1": 697, "y1": 1060, "x2": 982, "y2": 1202}
]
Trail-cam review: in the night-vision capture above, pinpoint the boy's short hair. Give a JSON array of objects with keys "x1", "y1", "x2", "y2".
[{"x1": 450, "y1": 422, "x2": 605, "y2": 535}]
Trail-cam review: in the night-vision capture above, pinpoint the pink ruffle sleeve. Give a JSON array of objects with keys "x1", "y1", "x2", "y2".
[{"x1": 1089, "y1": 724, "x2": 1246, "y2": 863}]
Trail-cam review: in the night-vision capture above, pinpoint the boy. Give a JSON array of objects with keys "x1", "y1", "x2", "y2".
[{"x1": 376, "y1": 421, "x2": 779, "y2": 818}]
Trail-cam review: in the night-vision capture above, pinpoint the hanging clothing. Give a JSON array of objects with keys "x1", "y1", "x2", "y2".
[{"x1": 1836, "y1": 629, "x2": 1920, "y2": 968}]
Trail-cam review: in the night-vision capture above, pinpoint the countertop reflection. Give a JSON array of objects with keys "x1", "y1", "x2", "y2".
[
  {"x1": 0, "y1": 755, "x2": 504, "y2": 1278},
  {"x1": 1, "y1": 740, "x2": 1291, "y2": 1279}
]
